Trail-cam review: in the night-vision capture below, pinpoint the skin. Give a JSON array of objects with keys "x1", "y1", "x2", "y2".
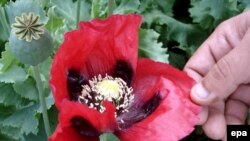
[{"x1": 184, "y1": 11, "x2": 250, "y2": 140}]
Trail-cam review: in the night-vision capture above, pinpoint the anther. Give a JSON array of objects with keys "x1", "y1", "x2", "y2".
[{"x1": 78, "y1": 74, "x2": 134, "y2": 115}]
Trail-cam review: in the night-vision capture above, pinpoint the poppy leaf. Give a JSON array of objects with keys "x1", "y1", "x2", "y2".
[
  {"x1": 50, "y1": 0, "x2": 91, "y2": 29},
  {"x1": 0, "y1": 125, "x2": 22, "y2": 140},
  {"x1": 239, "y1": 0, "x2": 250, "y2": 10},
  {"x1": 1, "y1": 103, "x2": 39, "y2": 135},
  {"x1": 0, "y1": 133, "x2": 15, "y2": 141},
  {"x1": 113, "y1": 0, "x2": 140, "y2": 14},
  {"x1": 45, "y1": 6, "x2": 65, "y2": 48},
  {"x1": 139, "y1": 29, "x2": 169, "y2": 63},
  {"x1": 189, "y1": 0, "x2": 238, "y2": 30},
  {"x1": 91, "y1": 0, "x2": 109, "y2": 19},
  {"x1": 46, "y1": 7, "x2": 64, "y2": 35},
  {"x1": 0, "y1": 65, "x2": 28, "y2": 83},
  {"x1": 143, "y1": 10, "x2": 207, "y2": 47},
  {"x1": 13, "y1": 78, "x2": 38, "y2": 101},
  {"x1": 0, "y1": 43, "x2": 18, "y2": 72},
  {"x1": 0, "y1": 83, "x2": 28, "y2": 107},
  {"x1": 37, "y1": 94, "x2": 55, "y2": 113}
]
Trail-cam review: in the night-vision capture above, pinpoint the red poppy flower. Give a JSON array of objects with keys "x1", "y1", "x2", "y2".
[{"x1": 49, "y1": 14, "x2": 200, "y2": 141}]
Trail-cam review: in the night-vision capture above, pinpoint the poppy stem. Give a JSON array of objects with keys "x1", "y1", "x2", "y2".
[
  {"x1": 108, "y1": 0, "x2": 116, "y2": 17},
  {"x1": 90, "y1": 0, "x2": 98, "y2": 19},
  {"x1": 76, "y1": 0, "x2": 81, "y2": 28},
  {"x1": 1, "y1": 8, "x2": 10, "y2": 36},
  {"x1": 33, "y1": 65, "x2": 51, "y2": 137}
]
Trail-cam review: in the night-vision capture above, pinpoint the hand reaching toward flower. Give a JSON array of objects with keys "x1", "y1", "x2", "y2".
[{"x1": 184, "y1": 11, "x2": 250, "y2": 140}]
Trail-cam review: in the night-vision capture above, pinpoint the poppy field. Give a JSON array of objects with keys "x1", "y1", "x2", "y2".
[{"x1": 0, "y1": 0, "x2": 249, "y2": 141}]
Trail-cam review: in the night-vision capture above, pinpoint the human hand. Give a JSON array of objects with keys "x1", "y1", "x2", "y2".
[{"x1": 184, "y1": 11, "x2": 250, "y2": 140}]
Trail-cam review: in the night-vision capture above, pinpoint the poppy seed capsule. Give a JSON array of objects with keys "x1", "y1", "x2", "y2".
[{"x1": 9, "y1": 12, "x2": 52, "y2": 66}]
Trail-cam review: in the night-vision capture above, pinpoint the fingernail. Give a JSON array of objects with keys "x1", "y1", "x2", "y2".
[{"x1": 191, "y1": 83, "x2": 210, "y2": 99}]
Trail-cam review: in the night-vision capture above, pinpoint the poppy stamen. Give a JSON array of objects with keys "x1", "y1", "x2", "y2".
[{"x1": 78, "y1": 74, "x2": 134, "y2": 116}]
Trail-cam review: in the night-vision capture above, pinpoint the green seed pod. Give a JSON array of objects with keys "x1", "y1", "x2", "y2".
[{"x1": 9, "y1": 12, "x2": 52, "y2": 66}]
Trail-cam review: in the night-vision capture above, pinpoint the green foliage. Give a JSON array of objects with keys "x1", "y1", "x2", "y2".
[
  {"x1": 0, "y1": 7, "x2": 10, "y2": 42},
  {"x1": 0, "y1": 83, "x2": 28, "y2": 107},
  {"x1": 0, "y1": 126, "x2": 22, "y2": 141},
  {"x1": 189, "y1": 0, "x2": 239, "y2": 30},
  {"x1": 50, "y1": 0, "x2": 91, "y2": 29},
  {"x1": 1, "y1": 0, "x2": 250, "y2": 140},
  {"x1": 114, "y1": 0, "x2": 140, "y2": 14},
  {"x1": 2, "y1": 104, "x2": 39, "y2": 135},
  {"x1": 239, "y1": 0, "x2": 250, "y2": 10},
  {"x1": 46, "y1": 7, "x2": 64, "y2": 35},
  {"x1": 13, "y1": 78, "x2": 38, "y2": 101},
  {"x1": 139, "y1": 29, "x2": 168, "y2": 63},
  {"x1": 45, "y1": 6, "x2": 65, "y2": 48},
  {"x1": 91, "y1": 0, "x2": 109, "y2": 18},
  {"x1": 0, "y1": 43, "x2": 18, "y2": 72},
  {"x1": 0, "y1": 65, "x2": 27, "y2": 83},
  {"x1": 24, "y1": 118, "x2": 47, "y2": 141},
  {"x1": 0, "y1": 82, "x2": 55, "y2": 140}
]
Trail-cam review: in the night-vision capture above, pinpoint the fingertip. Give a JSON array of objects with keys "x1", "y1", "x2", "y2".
[
  {"x1": 191, "y1": 83, "x2": 209, "y2": 99},
  {"x1": 191, "y1": 83, "x2": 216, "y2": 105},
  {"x1": 202, "y1": 109, "x2": 226, "y2": 140}
]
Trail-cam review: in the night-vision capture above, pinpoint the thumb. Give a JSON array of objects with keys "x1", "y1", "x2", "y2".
[{"x1": 191, "y1": 32, "x2": 250, "y2": 106}]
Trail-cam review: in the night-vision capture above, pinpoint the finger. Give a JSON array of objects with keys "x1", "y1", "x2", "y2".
[
  {"x1": 197, "y1": 106, "x2": 208, "y2": 125},
  {"x1": 184, "y1": 11, "x2": 250, "y2": 78},
  {"x1": 222, "y1": 135, "x2": 227, "y2": 141},
  {"x1": 225, "y1": 99, "x2": 248, "y2": 124},
  {"x1": 225, "y1": 85, "x2": 250, "y2": 124},
  {"x1": 202, "y1": 101, "x2": 226, "y2": 140},
  {"x1": 190, "y1": 29, "x2": 250, "y2": 105},
  {"x1": 184, "y1": 68, "x2": 202, "y2": 82},
  {"x1": 230, "y1": 85, "x2": 250, "y2": 107}
]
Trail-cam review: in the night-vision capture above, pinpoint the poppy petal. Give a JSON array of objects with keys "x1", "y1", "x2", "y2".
[
  {"x1": 116, "y1": 59, "x2": 200, "y2": 141},
  {"x1": 50, "y1": 14, "x2": 142, "y2": 109},
  {"x1": 58, "y1": 100, "x2": 117, "y2": 135},
  {"x1": 133, "y1": 59, "x2": 198, "y2": 109},
  {"x1": 117, "y1": 77, "x2": 200, "y2": 141},
  {"x1": 135, "y1": 58, "x2": 200, "y2": 125},
  {"x1": 49, "y1": 124, "x2": 98, "y2": 141}
]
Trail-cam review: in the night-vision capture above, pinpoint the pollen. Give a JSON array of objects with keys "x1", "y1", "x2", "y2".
[
  {"x1": 96, "y1": 79, "x2": 121, "y2": 100},
  {"x1": 78, "y1": 74, "x2": 134, "y2": 116}
]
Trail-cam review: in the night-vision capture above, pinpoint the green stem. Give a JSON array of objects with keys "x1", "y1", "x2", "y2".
[
  {"x1": 90, "y1": 0, "x2": 97, "y2": 19},
  {"x1": 108, "y1": 0, "x2": 116, "y2": 17},
  {"x1": 33, "y1": 65, "x2": 51, "y2": 137},
  {"x1": 76, "y1": 0, "x2": 81, "y2": 28},
  {"x1": 0, "y1": 7, "x2": 10, "y2": 36}
]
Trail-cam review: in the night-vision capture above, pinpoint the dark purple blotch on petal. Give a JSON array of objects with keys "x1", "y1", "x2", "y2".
[
  {"x1": 71, "y1": 116, "x2": 100, "y2": 137},
  {"x1": 118, "y1": 93, "x2": 162, "y2": 129},
  {"x1": 67, "y1": 69, "x2": 88, "y2": 101},
  {"x1": 113, "y1": 60, "x2": 133, "y2": 86}
]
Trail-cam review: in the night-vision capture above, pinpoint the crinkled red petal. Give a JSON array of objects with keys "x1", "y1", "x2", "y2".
[
  {"x1": 132, "y1": 58, "x2": 196, "y2": 103},
  {"x1": 49, "y1": 99, "x2": 118, "y2": 141},
  {"x1": 49, "y1": 124, "x2": 98, "y2": 141},
  {"x1": 50, "y1": 14, "x2": 142, "y2": 109},
  {"x1": 58, "y1": 100, "x2": 117, "y2": 133},
  {"x1": 116, "y1": 59, "x2": 201, "y2": 141}
]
